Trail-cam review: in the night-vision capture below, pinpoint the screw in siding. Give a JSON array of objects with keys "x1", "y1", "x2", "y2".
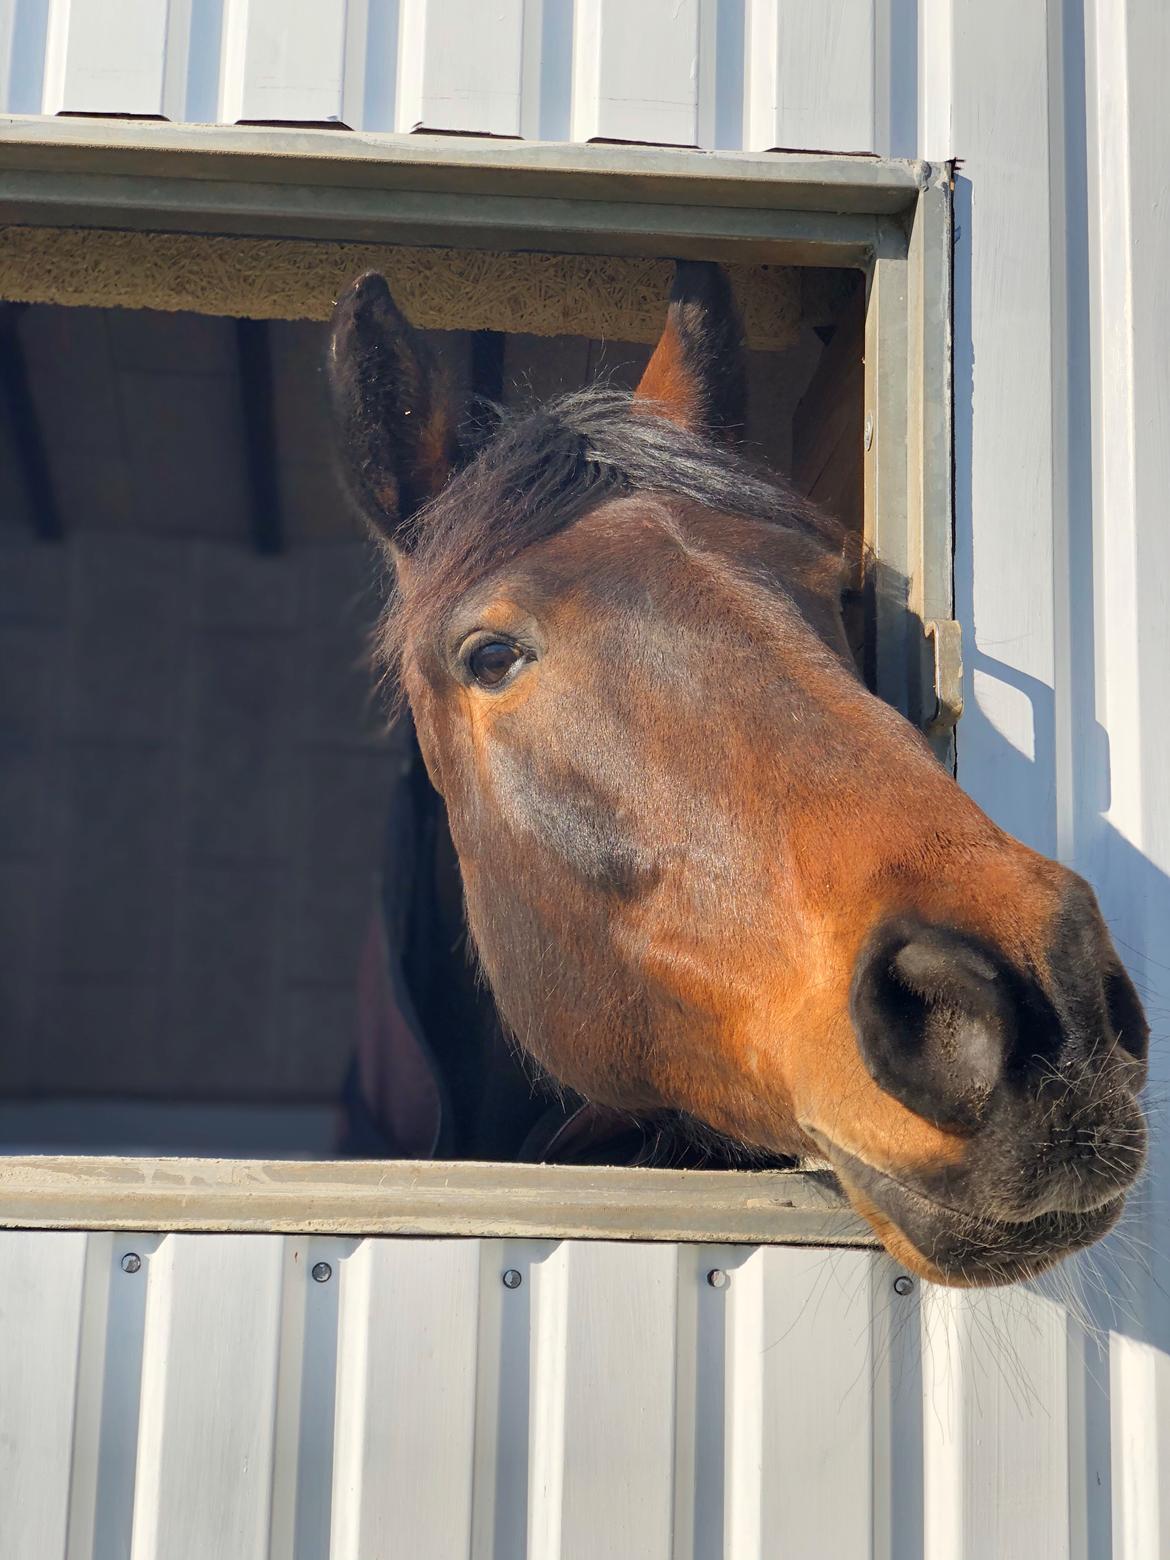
[
  {"x1": 502, "y1": 1269, "x2": 523, "y2": 1290},
  {"x1": 893, "y1": 1275, "x2": 915, "y2": 1296},
  {"x1": 311, "y1": 1261, "x2": 333, "y2": 1284},
  {"x1": 706, "y1": 1269, "x2": 729, "y2": 1290},
  {"x1": 864, "y1": 412, "x2": 874, "y2": 452},
  {"x1": 120, "y1": 1252, "x2": 142, "y2": 1274}
]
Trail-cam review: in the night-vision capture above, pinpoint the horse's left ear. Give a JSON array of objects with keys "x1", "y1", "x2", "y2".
[
  {"x1": 634, "y1": 260, "x2": 747, "y2": 444},
  {"x1": 328, "y1": 271, "x2": 457, "y2": 551}
]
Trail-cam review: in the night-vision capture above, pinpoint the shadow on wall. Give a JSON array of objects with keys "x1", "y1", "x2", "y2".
[{"x1": 952, "y1": 114, "x2": 1170, "y2": 1385}]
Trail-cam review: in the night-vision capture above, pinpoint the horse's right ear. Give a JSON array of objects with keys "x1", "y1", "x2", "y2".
[
  {"x1": 633, "y1": 260, "x2": 746, "y2": 444},
  {"x1": 328, "y1": 272, "x2": 457, "y2": 550}
]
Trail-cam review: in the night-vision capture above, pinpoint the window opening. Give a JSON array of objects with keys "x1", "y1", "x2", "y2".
[{"x1": 0, "y1": 254, "x2": 864, "y2": 1163}]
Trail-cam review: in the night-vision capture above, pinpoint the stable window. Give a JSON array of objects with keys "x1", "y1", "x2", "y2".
[{"x1": 0, "y1": 122, "x2": 952, "y2": 1243}]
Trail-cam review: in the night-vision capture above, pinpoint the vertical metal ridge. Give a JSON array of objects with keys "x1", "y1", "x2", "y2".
[
  {"x1": 1046, "y1": 0, "x2": 1080, "y2": 872},
  {"x1": 218, "y1": 0, "x2": 249, "y2": 126},
  {"x1": 470, "y1": 1238, "x2": 540, "y2": 1560},
  {"x1": 527, "y1": 1240, "x2": 570, "y2": 1559},
  {"x1": 64, "y1": 1231, "x2": 111, "y2": 1560},
  {"x1": 395, "y1": 0, "x2": 428, "y2": 134},
  {"x1": 268, "y1": 1235, "x2": 348, "y2": 1560},
  {"x1": 72, "y1": 1232, "x2": 154, "y2": 1560},
  {"x1": 1110, "y1": 1333, "x2": 1170, "y2": 1559},
  {"x1": 569, "y1": 0, "x2": 603, "y2": 144},
  {"x1": 525, "y1": 0, "x2": 576, "y2": 141},
  {"x1": 673, "y1": 1244, "x2": 738, "y2": 1560},
  {"x1": 0, "y1": 0, "x2": 47, "y2": 113},
  {"x1": 869, "y1": 1255, "x2": 924, "y2": 1560},
  {"x1": 327, "y1": 1239, "x2": 374, "y2": 1560},
  {"x1": 919, "y1": 1286, "x2": 968, "y2": 1560},
  {"x1": 40, "y1": 0, "x2": 72, "y2": 116},
  {"x1": 725, "y1": 1246, "x2": 765, "y2": 1558},
  {"x1": 266, "y1": 1237, "x2": 307, "y2": 1560},
  {"x1": 0, "y1": 1230, "x2": 89, "y2": 1560},
  {"x1": 127, "y1": 1234, "x2": 178, "y2": 1560},
  {"x1": 669, "y1": 1245, "x2": 701, "y2": 1560}
]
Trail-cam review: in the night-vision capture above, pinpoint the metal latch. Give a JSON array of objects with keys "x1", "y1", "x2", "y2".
[{"x1": 924, "y1": 620, "x2": 963, "y2": 735}]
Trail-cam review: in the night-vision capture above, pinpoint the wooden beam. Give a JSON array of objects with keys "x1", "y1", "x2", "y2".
[
  {"x1": 0, "y1": 302, "x2": 63, "y2": 541},
  {"x1": 464, "y1": 326, "x2": 506, "y2": 451},
  {"x1": 235, "y1": 315, "x2": 281, "y2": 555},
  {"x1": 471, "y1": 328, "x2": 505, "y2": 403}
]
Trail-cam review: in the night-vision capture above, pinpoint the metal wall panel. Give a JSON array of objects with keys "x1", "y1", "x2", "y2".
[
  {"x1": 747, "y1": 0, "x2": 878, "y2": 155},
  {"x1": 0, "y1": 0, "x2": 886, "y2": 150},
  {"x1": 1, "y1": 2, "x2": 1169, "y2": 1555},
  {"x1": 399, "y1": 0, "x2": 526, "y2": 136},
  {"x1": 4, "y1": 1232, "x2": 1143, "y2": 1558},
  {"x1": 41, "y1": 0, "x2": 182, "y2": 119},
  {"x1": 219, "y1": 0, "x2": 356, "y2": 127},
  {"x1": 0, "y1": 1232, "x2": 899, "y2": 1559},
  {"x1": 571, "y1": 0, "x2": 702, "y2": 148}
]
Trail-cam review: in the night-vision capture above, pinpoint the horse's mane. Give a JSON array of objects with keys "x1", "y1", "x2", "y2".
[{"x1": 376, "y1": 386, "x2": 849, "y2": 674}]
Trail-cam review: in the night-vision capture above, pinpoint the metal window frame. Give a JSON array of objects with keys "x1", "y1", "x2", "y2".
[{"x1": 0, "y1": 118, "x2": 953, "y2": 1243}]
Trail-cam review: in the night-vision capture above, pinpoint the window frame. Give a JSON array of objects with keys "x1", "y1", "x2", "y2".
[{"x1": 0, "y1": 118, "x2": 953, "y2": 1243}]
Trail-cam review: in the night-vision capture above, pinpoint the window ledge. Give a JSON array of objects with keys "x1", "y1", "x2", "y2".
[{"x1": 0, "y1": 1155, "x2": 874, "y2": 1246}]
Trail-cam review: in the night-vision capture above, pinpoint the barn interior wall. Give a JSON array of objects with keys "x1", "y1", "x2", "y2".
[
  {"x1": 0, "y1": 306, "x2": 395, "y2": 1125},
  {"x1": 0, "y1": 525, "x2": 392, "y2": 1103}
]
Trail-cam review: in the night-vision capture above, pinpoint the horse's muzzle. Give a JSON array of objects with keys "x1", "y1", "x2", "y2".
[
  {"x1": 823, "y1": 1141, "x2": 1134, "y2": 1287},
  {"x1": 821, "y1": 886, "x2": 1150, "y2": 1282}
]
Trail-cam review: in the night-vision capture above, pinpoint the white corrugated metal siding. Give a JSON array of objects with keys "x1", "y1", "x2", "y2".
[
  {"x1": 0, "y1": 1230, "x2": 1114, "y2": 1559},
  {"x1": 1, "y1": 1, "x2": 1168, "y2": 1556},
  {"x1": 0, "y1": 0, "x2": 916, "y2": 152}
]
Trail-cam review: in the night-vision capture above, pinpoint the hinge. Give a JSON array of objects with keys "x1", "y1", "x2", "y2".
[{"x1": 924, "y1": 620, "x2": 963, "y2": 735}]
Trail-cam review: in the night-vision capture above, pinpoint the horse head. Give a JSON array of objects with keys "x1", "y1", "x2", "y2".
[{"x1": 328, "y1": 264, "x2": 1148, "y2": 1286}]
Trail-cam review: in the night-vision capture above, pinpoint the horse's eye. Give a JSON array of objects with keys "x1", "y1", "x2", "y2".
[{"x1": 466, "y1": 640, "x2": 523, "y2": 688}]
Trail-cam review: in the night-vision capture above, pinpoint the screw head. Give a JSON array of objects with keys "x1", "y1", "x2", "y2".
[
  {"x1": 864, "y1": 412, "x2": 875, "y2": 452},
  {"x1": 707, "y1": 1268, "x2": 729, "y2": 1290},
  {"x1": 311, "y1": 1261, "x2": 332, "y2": 1284},
  {"x1": 502, "y1": 1268, "x2": 523, "y2": 1289},
  {"x1": 120, "y1": 1252, "x2": 141, "y2": 1274},
  {"x1": 893, "y1": 1274, "x2": 915, "y2": 1296}
]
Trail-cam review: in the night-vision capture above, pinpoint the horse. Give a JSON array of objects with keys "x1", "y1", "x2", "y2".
[{"x1": 327, "y1": 261, "x2": 1148, "y2": 1288}]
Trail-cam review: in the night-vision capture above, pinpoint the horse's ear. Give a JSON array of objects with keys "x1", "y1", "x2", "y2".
[
  {"x1": 633, "y1": 260, "x2": 746, "y2": 444},
  {"x1": 328, "y1": 271, "x2": 457, "y2": 550}
]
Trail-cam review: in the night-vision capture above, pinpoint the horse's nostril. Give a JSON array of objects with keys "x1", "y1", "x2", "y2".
[{"x1": 850, "y1": 919, "x2": 1016, "y2": 1132}]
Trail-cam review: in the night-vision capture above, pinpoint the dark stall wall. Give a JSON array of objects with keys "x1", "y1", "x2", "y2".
[
  {"x1": 0, "y1": 530, "x2": 394, "y2": 1103},
  {"x1": 0, "y1": 306, "x2": 398, "y2": 1105}
]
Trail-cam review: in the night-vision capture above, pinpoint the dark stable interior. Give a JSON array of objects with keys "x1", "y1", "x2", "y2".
[{"x1": 0, "y1": 271, "x2": 863, "y2": 1159}]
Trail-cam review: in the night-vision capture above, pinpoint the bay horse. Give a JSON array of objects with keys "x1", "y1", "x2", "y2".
[{"x1": 328, "y1": 262, "x2": 1148, "y2": 1287}]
